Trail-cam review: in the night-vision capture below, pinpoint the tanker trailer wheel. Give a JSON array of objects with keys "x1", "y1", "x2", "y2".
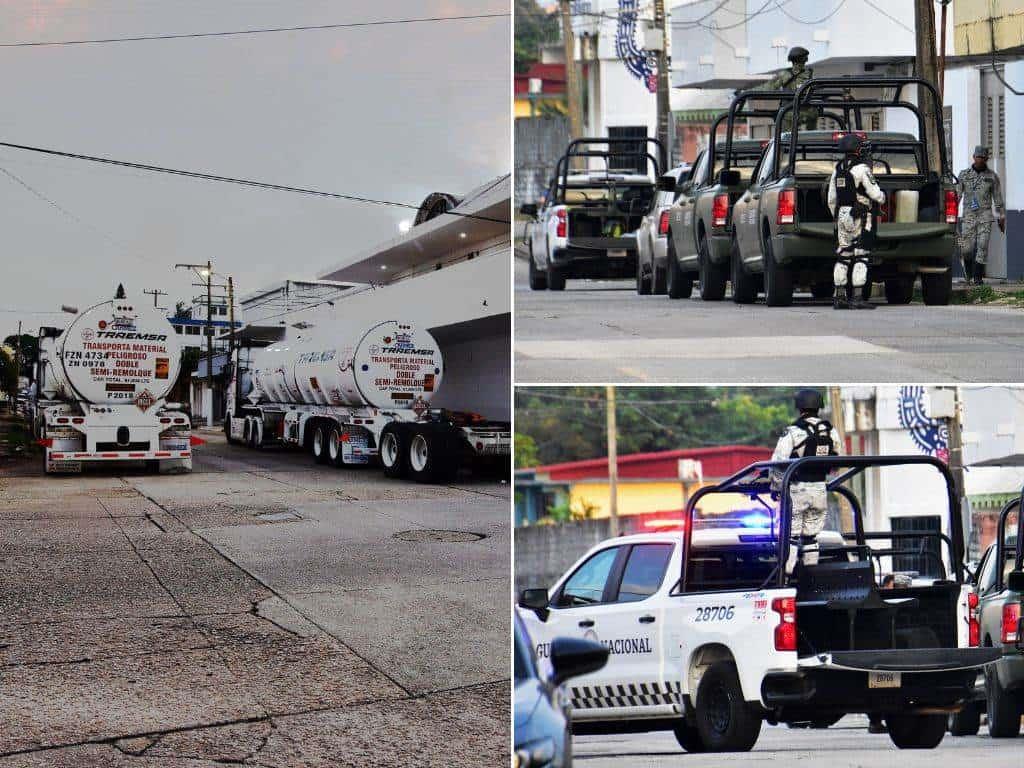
[
  {"x1": 328, "y1": 426, "x2": 346, "y2": 468},
  {"x1": 312, "y1": 423, "x2": 330, "y2": 465},
  {"x1": 407, "y1": 426, "x2": 455, "y2": 484},
  {"x1": 379, "y1": 424, "x2": 409, "y2": 478}
]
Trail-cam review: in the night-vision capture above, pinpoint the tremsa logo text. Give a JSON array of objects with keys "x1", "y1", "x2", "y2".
[
  {"x1": 96, "y1": 332, "x2": 168, "y2": 341},
  {"x1": 382, "y1": 347, "x2": 434, "y2": 355}
]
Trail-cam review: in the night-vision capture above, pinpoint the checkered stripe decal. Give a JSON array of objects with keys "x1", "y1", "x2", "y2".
[{"x1": 569, "y1": 681, "x2": 683, "y2": 709}]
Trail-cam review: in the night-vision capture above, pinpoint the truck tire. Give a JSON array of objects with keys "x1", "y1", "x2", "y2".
[
  {"x1": 884, "y1": 276, "x2": 915, "y2": 305},
  {"x1": 921, "y1": 271, "x2": 952, "y2": 306},
  {"x1": 652, "y1": 263, "x2": 667, "y2": 295},
  {"x1": 666, "y1": 238, "x2": 694, "y2": 299},
  {"x1": 407, "y1": 426, "x2": 455, "y2": 484},
  {"x1": 763, "y1": 232, "x2": 794, "y2": 307},
  {"x1": 636, "y1": 250, "x2": 652, "y2": 295},
  {"x1": 673, "y1": 721, "x2": 706, "y2": 753},
  {"x1": 986, "y1": 664, "x2": 1022, "y2": 737},
  {"x1": 694, "y1": 662, "x2": 762, "y2": 752},
  {"x1": 547, "y1": 265, "x2": 566, "y2": 291},
  {"x1": 948, "y1": 704, "x2": 981, "y2": 736},
  {"x1": 379, "y1": 424, "x2": 409, "y2": 478},
  {"x1": 730, "y1": 238, "x2": 759, "y2": 304},
  {"x1": 887, "y1": 713, "x2": 946, "y2": 749},
  {"x1": 328, "y1": 426, "x2": 345, "y2": 468},
  {"x1": 528, "y1": 248, "x2": 547, "y2": 290},
  {"x1": 698, "y1": 233, "x2": 727, "y2": 301},
  {"x1": 311, "y1": 423, "x2": 329, "y2": 465}
]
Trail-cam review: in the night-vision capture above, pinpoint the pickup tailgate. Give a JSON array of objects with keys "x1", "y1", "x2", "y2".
[
  {"x1": 804, "y1": 647, "x2": 1001, "y2": 672},
  {"x1": 796, "y1": 222, "x2": 952, "y2": 241}
]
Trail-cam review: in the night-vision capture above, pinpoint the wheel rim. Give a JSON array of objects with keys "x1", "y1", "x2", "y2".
[
  {"x1": 381, "y1": 432, "x2": 399, "y2": 467},
  {"x1": 706, "y1": 680, "x2": 732, "y2": 736},
  {"x1": 329, "y1": 429, "x2": 340, "y2": 461},
  {"x1": 410, "y1": 434, "x2": 429, "y2": 472},
  {"x1": 313, "y1": 428, "x2": 323, "y2": 457}
]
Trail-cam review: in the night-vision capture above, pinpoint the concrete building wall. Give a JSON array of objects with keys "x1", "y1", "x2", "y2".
[{"x1": 955, "y1": 0, "x2": 1024, "y2": 54}]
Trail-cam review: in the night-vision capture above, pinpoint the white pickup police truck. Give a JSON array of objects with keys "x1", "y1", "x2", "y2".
[{"x1": 518, "y1": 455, "x2": 1001, "y2": 752}]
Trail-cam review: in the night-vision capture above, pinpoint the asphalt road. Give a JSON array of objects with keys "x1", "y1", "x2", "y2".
[
  {"x1": 513, "y1": 258, "x2": 1024, "y2": 383},
  {"x1": 574, "y1": 717, "x2": 1024, "y2": 767},
  {"x1": 0, "y1": 432, "x2": 509, "y2": 766}
]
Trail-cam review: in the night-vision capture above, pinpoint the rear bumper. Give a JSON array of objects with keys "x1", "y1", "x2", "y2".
[
  {"x1": 551, "y1": 245, "x2": 636, "y2": 278},
  {"x1": 772, "y1": 230, "x2": 955, "y2": 271}
]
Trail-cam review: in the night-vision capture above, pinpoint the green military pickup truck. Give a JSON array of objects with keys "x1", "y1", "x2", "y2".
[
  {"x1": 729, "y1": 77, "x2": 958, "y2": 307},
  {"x1": 949, "y1": 489, "x2": 1024, "y2": 737}
]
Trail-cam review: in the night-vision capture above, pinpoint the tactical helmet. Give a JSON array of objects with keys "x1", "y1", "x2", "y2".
[
  {"x1": 788, "y1": 46, "x2": 810, "y2": 63},
  {"x1": 794, "y1": 389, "x2": 824, "y2": 412},
  {"x1": 838, "y1": 133, "x2": 864, "y2": 155}
]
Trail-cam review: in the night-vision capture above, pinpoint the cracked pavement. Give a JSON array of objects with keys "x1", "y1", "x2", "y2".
[{"x1": 0, "y1": 432, "x2": 509, "y2": 766}]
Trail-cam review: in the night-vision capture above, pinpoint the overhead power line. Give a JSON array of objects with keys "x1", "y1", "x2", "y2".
[
  {"x1": 0, "y1": 12, "x2": 510, "y2": 48},
  {"x1": 0, "y1": 141, "x2": 510, "y2": 224}
]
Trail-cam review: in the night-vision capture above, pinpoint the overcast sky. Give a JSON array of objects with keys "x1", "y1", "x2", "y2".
[{"x1": 0, "y1": 0, "x2": 509, "y2": 338}]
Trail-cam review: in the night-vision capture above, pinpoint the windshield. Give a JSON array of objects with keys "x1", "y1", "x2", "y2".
[{"x1": 781, "y1": 145, "x2": 923, "y2": 176}]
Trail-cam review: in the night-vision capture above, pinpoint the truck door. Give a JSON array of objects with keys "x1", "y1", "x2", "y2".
[
  {"x1": 673, "y1": 150, "x2": 708, "y2": 267},
  {"x1": 735, "y1": 143, "x2": 775, "y2": 270}
]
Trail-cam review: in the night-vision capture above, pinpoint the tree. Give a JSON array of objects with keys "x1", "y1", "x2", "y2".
[
  {"x1": 3, "y1": 334, "x2": 38, "y2": 376},
  {"x1": 0, "y1": 347, "x2": 18, "y2": 397},
  {"x1": 515, "y1": 432, "x2": 540, "y2": 468},
  {"x1": 515, "y1": 0, "x2": 559, "y2": 73},
  {"x1": 174, "y1": 301, "x2": 192, "y2": 319}
]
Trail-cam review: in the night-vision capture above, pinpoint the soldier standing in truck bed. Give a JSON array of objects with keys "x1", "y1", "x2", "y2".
[{"x1": 757, "y1": 46, "x2": 816, "y2": 132}]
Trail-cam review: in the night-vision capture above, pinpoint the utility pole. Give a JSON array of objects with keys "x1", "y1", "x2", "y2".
[
  {"x1": 914, "y1": 0, "x2": 942, "y2": 174},
  {"x1": 560, "y1": 0, "x2": 584, "y2": 141},
  {"x1": 946, "y1": 386, "x2": 969, "y2": 558},
  {"x1": 13, "y1": 320, "x2": 22, "y2": 389},
  {"x1": 828, "y1": 387, "x2": 854, "y2": 534},
  {"x1": 143, "y1": 288, "x2": 168, "y2": 309},
  {"x1": 205, "y1": 259, "x2": 213, "y2": 427},
  {"x1": 653, "y1": 0, "x2": 671, "y2": 168},
  {"x1": 606, "y1": 386, "x2": 619, "y2": 537},
  {"x1": 938, "y1": 0, "x2": 951, "y2": 99}
]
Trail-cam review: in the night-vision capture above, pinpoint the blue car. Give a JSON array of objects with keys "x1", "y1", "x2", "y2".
[{"x1": 514, "y1": 611, "x2": 609, "y2": 767}]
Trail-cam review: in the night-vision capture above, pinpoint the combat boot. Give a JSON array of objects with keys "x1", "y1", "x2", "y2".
[
  {"x1": 833, "y1": 289, "x2": 850, "y2": 310},
  {"x1": 974, "y1": 262, "x2": 986, "y2": 285}
]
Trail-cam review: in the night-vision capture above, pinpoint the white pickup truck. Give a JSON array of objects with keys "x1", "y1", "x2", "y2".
[{"x1": 517, "y1": 455, "x2": 1001, "y2": 753}]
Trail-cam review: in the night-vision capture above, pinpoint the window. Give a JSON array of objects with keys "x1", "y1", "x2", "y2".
[
  {"x1": 977, "y1": 547, "x2": 998, "y2": 595},
  {"x1": 685, "y1": 545, "x2": 778, "y2": 593},
  {"x1": 755, "y1": 144, "x2": 776, "y2": 185},
  {"x1": 891, "y1": 515, "x2": 943, "y2": 579},
  {"x1": 185, "y1": 326, "x2": 200, "y2": 336},
  {"x1": 780, "y1": 145, "x2": 923, "y2": 177},
  {"x1": 690, "y1": 150, "x2": 709, "y2": 187},
  {"x1": 616, "y1": 544, "x2": 673, "y2": 602},
  {"x1": 557, "y1": 547, "x2": 620, "y2": 607},
  {"x1": 173, "y1": 325, "x2": 183, "y2": 335},
  {"x1": 713, "y1": 152, "x2": 762, "y2": 184}
]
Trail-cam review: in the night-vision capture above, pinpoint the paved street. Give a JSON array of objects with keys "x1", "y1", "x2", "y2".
[
  {"x1": 0, "y1": 431, "x2": 508, "y2": 766},
  {"x1": 513, "y1": 257, "x2": 1024, "y2": 383},
  {"x1": 574, "y1": 717, "x2": 1024, "y2": 767}
]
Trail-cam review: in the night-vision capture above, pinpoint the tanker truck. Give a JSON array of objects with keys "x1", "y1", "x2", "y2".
[
  {"x1": 31, "y1": 285, "x2": 193, "y2": 474},
  {"x1": 224, "y1": 319, "x2": 510, "y2": 483}
]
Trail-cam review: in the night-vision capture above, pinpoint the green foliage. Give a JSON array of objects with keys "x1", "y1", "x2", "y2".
[
  {"x1": 515, "y1": 387, "x2": 810, "y2": 466},
  {"x1": 3, "y1": 334, "x2": 38, "y2": 374},
  {"x1": 542, "y1": 496, "x2": 598, "y2": 524},
  {"x1": 515, "y1": 431, "x2": 540, "y2": 468},
  {"x1": 0, "y1": 348, "x2": 17, "y2": 397},
  {"x1": 515, "y1": 0, "x2": 559, "y2": 74}
]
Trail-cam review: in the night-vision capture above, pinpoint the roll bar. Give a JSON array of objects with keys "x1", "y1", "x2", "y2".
[
  {"x1": 778, "y1": 77, "x2": 951, "y2": 180},
  {"x1": 553, "y1": 137, "x2": 666, "y2": 204},
  {"x1": 994, "y1": 484, "x2": 1024, "y2": 592},
  {"x1": 681, "y1": 455, "x2": 965, "y2": 591}
]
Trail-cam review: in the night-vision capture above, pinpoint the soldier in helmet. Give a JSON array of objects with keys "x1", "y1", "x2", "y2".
[
  {"x1": 957, "y1": 145, "x2": 1005, "y2": 285},
  {"x1": 758, "y1": 46, "x2": 815, "y2": 131},
  {"x1": 771, "y1": 389, "x2": 843, "y2": 576},
  {"x1": 828, "y1": 133, "x2": 886, "y2": 309}
]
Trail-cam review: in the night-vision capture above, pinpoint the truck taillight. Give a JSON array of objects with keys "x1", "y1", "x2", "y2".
[
  {"x1": 71, "y1": 417, "x2": 84, "y2": 424},
  {"x1": 659, "y1": 209, "x2": 670, "y2": 235},
  {"x1": 556, "y1": 209, "x2": 567, "y2": 238},
  {"x1": 160, "y1": 418, "x2": 172, "y2": 424},
  {"x1": 945, "y1": 190, "x2": 958, "y2": 224},
  {"x1": 1003, "y1": 602, "x2": 1021, "y2": 644},
  {"x1": 37, "y1": 438, "x2": 53, "y2": 448},
  {"x1": 772, "y1": 596, "x2": 797, "y2": 651},
  {"x1": 777, "y1": 190, "x2": 796, "y2": 225},
  {"x1": 832, "y1": 130, "x2": 867, "y2": 142},
  {"x1": 712, "y1": 194, "x2": 729, "y2": 227},
  {"x1": 189, "y1": 435, "x2": 205, "y2": 446},
  {"x1": 968, "y1": 592, "x2": 980, "y2": 647}
]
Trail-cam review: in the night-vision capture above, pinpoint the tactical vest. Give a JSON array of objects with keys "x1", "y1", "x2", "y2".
[
  {"x1": 834, "y1": 159, "x2": 861, "y2": 208},
  {"x1": 790, "y1": 418, "x2": 837, "y2": 482}
]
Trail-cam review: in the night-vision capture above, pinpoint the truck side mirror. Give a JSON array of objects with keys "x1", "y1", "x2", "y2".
[
  {"x1": 656, "y1": 175, "x2": 676, "y2": 192},
  {"x1": 519, "y1": 587, "x2": 550, "y2": 621},
  {"x1": 550, "y1": 637, "x2": 609, "y2": 687},
  {"x1": 718, "y1": 169, "x2": 741, "y2": 186},
  {"x1": 520, "y1": 203, "x2": 538, "y2": 217},
  {"x1": 1008, "y1": 570, "x2": 1024, "y2": 592}
]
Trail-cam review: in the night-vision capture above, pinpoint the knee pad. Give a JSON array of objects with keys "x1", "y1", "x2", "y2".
[
  {"x1": 834, "y1": 261, "x2": 850, "y2": 287},
  {"x1": 851, "y1": 260, "x2": 868, "y2": 287}
]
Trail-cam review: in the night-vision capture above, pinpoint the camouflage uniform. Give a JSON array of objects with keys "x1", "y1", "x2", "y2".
[
  {"x1": 957, "y1": 164, "x2": 1005, "y2": 267},
  {"x1": 757, "y1": 65, "x2": 815, "y2": 132}
]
